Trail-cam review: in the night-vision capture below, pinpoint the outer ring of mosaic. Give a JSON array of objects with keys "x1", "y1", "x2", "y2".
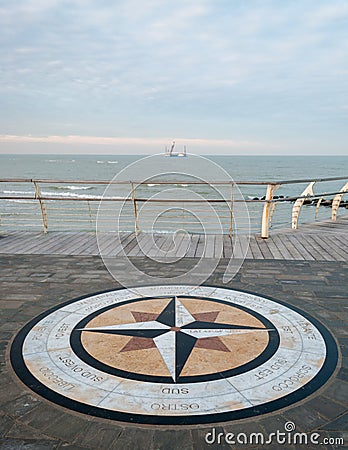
[{"x1": 10, "y1": 285, "x2": 339, "y2": 425}]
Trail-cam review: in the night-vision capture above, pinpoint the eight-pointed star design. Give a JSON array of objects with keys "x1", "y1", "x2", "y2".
[{"x1": 78, "y1": 297, "x2": 274, "y2": 382}]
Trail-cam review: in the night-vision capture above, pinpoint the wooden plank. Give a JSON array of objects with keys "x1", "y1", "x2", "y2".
[
  {"x1": 271, "y1": 235, "x2": 293, "y2": 259},
  {"x1": 286, "y1": 234, "x2": 315, "y2": 260},
  {"x1": 38, "y1": 232, "x2": 84, "y2": 254},
  {"x1": 214, "y1": 234, "x2": 223, "y2": 259},
  {"x1": 204, "y1": 235, "x2": 215, "y2": 258},
  {"x1": 195, "y1": 234, "x2": 206, "y2": 258},
  {"x1": 113, "y1": 232, "x2": 137, "y2": 256},
  {"x1": 169, "y1": 233, "x2": 186, "y2": 258},
  {"x1": 150, "y1": 234, "x2": 168, "y2": 257},
  {"x1": 185, "y1": 234, "x2": 200, "y2": 257},
  {"x1": 248, "y1": 237, "x2": 264, "y2": 259},
  {"x1": 255, "y1": 238, "x2": 274, "y2": 259},
  {"x1": 222, "y1": 235, "x2": 233, "y2": 258},
  {"x1": 262, "y1": 236, "x2": 284, "y2": 259},
  {"x1": 308, "y1": 234, "x2": 345, "y2": 262},
  {"x1": 277, "y1": 234, "x2": 304, "y2": 260},
  {"x1": 82, "y1": 234, "x2": 100, "y2": 255},
  {"x1": 0, "y1": 231, "x2": 34, "y2": 252},
  {"x1": 154, "y1": 233, "x2": 175, "y2": 257},
  {"x1": 146, "y1": 234, "x2": 167, "y2": 257},
  {"x1": 10, "y1": 232, "x2": 66, "y2": 254},
  {"x1": 127, "y1": 232, "x2": 149, "y2": 257},
  {"x1": 297, "y1": 234, "x2": 329, "y2": 261},
  {"x1": 240, "y1": 235, "x2": 253, "y2": 259},
  {"x1": 40, "y1": 232, "x2": 83, "y2": 254},
  {"x1": 156, "y1": 233, "x2": 177, "y2": 258},
  {"x1": 0, "y1": 232, "x2": 44, "y2": 253},
  {"x1": 133, "y1": 233, "x2": 162, "y2": 257},
  {"x1": 118, "y1": 233, "x2": 138, "y2": 256},
  {"x1": 98, "y1": 232, "x2": 132, "y2": 257},
  {"x1": 232, "y1": 236, "x2": 244, "y2": 259},
  {"x1": 96, "y1": 232, "x2": 117, "y2": 256},
  {"x1": 175, "y1": 234, "x2": 191, "y2": 258},
  {"x1": 323, "y1": 235, "x2": 348, "y2": 259},
  {"x1": 72, "y1": 233, "x2": 99, "y2": 256},
  {"x1": 323, "y1": 233, "x2": 348, "y2": 258}
]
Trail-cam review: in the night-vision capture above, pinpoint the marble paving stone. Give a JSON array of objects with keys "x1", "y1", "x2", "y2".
[
  {"x1": 321, "y1": 413, "x2": 348, "y2": 431},
  {"x1": 305, "y1": 396, "x2": 347, "y2": 421},
  {"x1": 0, "y1": 438, "x2": 61, "y2": 449},
  {"x1": 43, "y1": 414, "x2": 90, "y2": 443},
  {"x1": 1, "y1": 394, "x2": 40, "y2": 419},
  {"x1": 191, "y1": 427, "x2": 232, "y2": 450},
  {"x1": 73, "y1": 422, "x2": 122, "y2": 450},
  {"x1": 153, "y1": 429, "x2": 193, "y2": 450},
  {"x1": 0, "y1": 414, "x2": 13, "y2": 438},
  {"x1": 114, "y1": 428, "x2": 155, "y2": 450}
]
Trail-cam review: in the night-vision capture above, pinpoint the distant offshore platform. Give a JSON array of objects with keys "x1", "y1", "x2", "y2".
[{"x1": 165, "y1": 141, "x2": 187, "y2": 157}]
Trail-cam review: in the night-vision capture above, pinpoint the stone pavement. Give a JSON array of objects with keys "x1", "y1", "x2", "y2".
[{"x1": 0, "y1": 254, "x2": 347, "y2": 449}]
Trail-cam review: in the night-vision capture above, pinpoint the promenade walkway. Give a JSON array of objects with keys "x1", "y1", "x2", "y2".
[
  {"x1": 0, "y1": 217, "x2": 347, "y2": 449},
  {"x1": 0, "y1": 216, "x2": 347, "y2": 261}
]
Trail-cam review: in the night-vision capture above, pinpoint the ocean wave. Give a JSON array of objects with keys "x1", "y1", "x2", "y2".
[
  {"x1": 3, "y1": 189, "x2": 34, "y2": 195},
  {"x1": 45, "y1": 159, "x2": 76, "y2": 163},
  {"x1": 41, "y1": 191, "x2": 99, "y2": 199},
  {"x1": 3, "y1": 199, "x2": 35, "y2": 204},
  {"x1": 40, "y1": 191, "x2": 125, "y2": 200},
  {"x1": 48, "y1": 185, "x2": 93, "y2": 191},
  {"x1": 1, "y1": 188, "x2": 124, "y2": 200}
]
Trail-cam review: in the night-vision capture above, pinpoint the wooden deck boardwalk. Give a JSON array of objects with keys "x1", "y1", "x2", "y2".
[{"x1": 0, "y1": 216, "x2": 347, "y2": 261}]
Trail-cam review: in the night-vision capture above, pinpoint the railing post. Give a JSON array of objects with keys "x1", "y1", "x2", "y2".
[
  {"x1": 269, "y1": 201, "x2": 278, "y2": 228},
  {"x1": 332, "y1": 181, "x2": 348, "y2": 221},
  {"x1": 315, "y1": 197, "x2": 323, "y2": 219},
  {"x1": 292, "y1": 182, "x2": 315, "y2": 229},
  {"x1": 130, "y1": 182, "x2": 139, "y2": 236},
  {"x1": 229, "y1": 182, "x2": 234, "y2": 238},
  {"x1": 33, "y1": 180, "x2": 48, "y2": 234},
  {"x1": 261, "y1": 184, "x2": 276, "y2": 239},
  {"x1": 87, "y1": 200, "x2": 93, "y2": 224}
]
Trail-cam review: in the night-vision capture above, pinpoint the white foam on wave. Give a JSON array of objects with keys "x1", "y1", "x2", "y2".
[
  {"x1": 41, "y1": 191, "x2": 99, "y2": 199},
  {"x1": 1, "y1": 188, "x2": 124, "y2": 200},
  {"x1": 3, "y1": 190, "x2": 34, "y2": 195},
  {"x1": 45, "y1": 159, "x2": 75, "y2": 163},
  {"x1": 50, "y1": 185, "x2": 93, "y2": 191}
]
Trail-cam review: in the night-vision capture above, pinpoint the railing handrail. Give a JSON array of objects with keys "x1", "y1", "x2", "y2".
[
  {"x1": 0, "y1": 189, "x2": 346, "y2": 203},
  {"x1": 0, "y1": 176, "x2": 347, "y2": 185}
]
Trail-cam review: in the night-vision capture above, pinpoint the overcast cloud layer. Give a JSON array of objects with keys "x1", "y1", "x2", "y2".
[{"x1": 0, "y1": 0, "x2": 347, "y2": 154}]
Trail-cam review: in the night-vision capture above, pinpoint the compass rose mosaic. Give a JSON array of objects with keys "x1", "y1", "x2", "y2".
[{"x1": 11, "y1": 285, "x2": 338, "y2": 425}]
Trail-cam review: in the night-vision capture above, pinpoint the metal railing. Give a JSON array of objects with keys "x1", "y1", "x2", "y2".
[{"x1": 0, "y1": 176, "x2": 347, "y2": 238}]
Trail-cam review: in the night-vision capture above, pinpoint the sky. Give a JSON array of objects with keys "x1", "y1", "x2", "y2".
[{"x1": 0, "y1": 0, "x2": 348, "y2": 155}]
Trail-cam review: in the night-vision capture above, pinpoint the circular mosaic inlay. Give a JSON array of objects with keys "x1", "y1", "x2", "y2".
[{"x1": 11, "y1": 285, "x2": 338, "y2": 424}]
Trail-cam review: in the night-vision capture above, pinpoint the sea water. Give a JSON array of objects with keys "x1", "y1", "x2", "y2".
[{"x1": 0, "y1": 154, "x2": 347, "y2": 233}]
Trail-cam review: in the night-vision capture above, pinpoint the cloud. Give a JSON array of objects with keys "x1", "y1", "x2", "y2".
[
  {"x1": 0, "y1": 134, "x2": 273, "y2": 149},
  {"x1": 0, "y1": 1, "x2": 347, "y2": 154}
]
